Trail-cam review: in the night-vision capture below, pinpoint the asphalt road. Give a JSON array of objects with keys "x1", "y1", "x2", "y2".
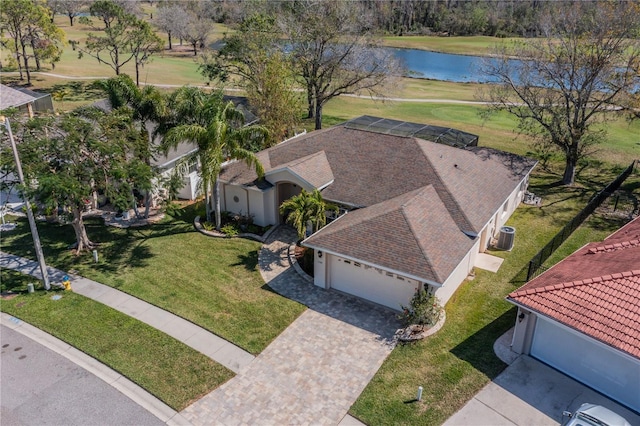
[{"x1": 0, "y1": 325, "x2": 163, "y2": 426}]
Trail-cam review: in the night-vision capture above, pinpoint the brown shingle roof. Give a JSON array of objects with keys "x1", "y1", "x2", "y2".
[
  {"x1": 266, "y1": 151, "x2": 334, "y2": 189},
  {"x1": 508, "y1": 217, "x2": 640, "y2": 359},
  {"x1": 304, "y1": 186, "x2": 475, "y2": 282},
  {"x1": 221, "y1": 125, "x2": 535, "y2": 224},
  {"x1": 220, "y1": 119, "x2": 537, "y2": 284}
]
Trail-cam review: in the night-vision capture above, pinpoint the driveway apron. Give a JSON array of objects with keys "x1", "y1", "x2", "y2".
[{"x1": 181, "y1": 226, "x2": 401, "y2": 425}]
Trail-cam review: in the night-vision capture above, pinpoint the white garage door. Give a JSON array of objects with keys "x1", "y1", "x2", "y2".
[
  {"x1": 329, "y1": 256, "x2": 417, "y2": 311},
  {"x1": 531, "y1": 316, "x2": 640, "y2": 412}
]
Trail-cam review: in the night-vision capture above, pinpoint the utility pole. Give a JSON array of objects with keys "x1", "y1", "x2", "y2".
[{"x1": 0, "y1": 116, "x2": 50, "y2": 290}]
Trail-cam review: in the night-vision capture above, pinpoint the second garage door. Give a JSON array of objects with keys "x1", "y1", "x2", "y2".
[{"x1": 530, "y1": 316, "x2": 640, "y2": 412}]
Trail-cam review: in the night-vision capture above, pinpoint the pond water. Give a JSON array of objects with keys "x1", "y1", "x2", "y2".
[{"x1": 390, "y1": 47, "x2": 515, "y2": 83}]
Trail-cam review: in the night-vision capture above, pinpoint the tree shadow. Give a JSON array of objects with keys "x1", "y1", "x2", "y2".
[
  {"x1": 231, "y1": 250, "x2": 259, "y2": 272},
  {"x1": 450, "y1": 307, "x2": 517, "y2": 379}
]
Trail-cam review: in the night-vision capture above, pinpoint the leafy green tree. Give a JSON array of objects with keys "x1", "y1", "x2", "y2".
[
  {"x1": 279, "y1": 189, "x2": 338, "y2": 240},
  {"x1": 201, "y1": 14, "x2": 302, "y2": 145},
  {"x1": 161, "y1": 88, "x2": 267, "y2": 228},
  {"x1": 1, "y1": 0, "x2": 64, "y2": 84},
  {"x1": 95, "y1": 74, "x2": 166, "y2": 217},
  {"x1": 480, "y1": 1, "x2": 640, "y2": 185},
  {"x1": 1, "y1": 107, "x2": 152, "y2": 253},
  {"x1": 128, "y1": 20, "x2": 163, "y2": 86}
]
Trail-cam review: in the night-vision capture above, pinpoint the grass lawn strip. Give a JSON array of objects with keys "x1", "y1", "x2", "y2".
[
  {"x1": 0, "y1": 206, "x2": 306, "y2": 355},
  {"x1": 0, "y1": 269, "x2": 233, "y2": 412}
]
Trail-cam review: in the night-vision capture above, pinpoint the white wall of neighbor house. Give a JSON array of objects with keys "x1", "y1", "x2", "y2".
[
  {"x1": 158, "y1": 169, "x2": 200, "y2": 200},
  {"x1": 530, "y1": 315, "x2": 640, "y2": 412}
]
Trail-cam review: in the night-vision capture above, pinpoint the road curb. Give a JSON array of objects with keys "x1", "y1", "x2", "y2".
[{"x1": 0, "y1": 312, "x2": 191, "y2": 425}]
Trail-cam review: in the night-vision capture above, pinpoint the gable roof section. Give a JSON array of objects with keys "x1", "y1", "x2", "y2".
[
  {"x1": 508, "y1": 217, "x2": 640, "y2": 359},
  {"x1": 266, "y1": 151, "x2": 334, "y2": 190},
  {"x1": 304, "y1": 186, "x2": 475, "y2": 283}
]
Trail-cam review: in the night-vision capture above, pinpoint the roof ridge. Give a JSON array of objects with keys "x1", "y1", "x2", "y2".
[
  {"x1": 418, "y1": 142, "x2": 476, "y2": 233},
  {"x1": 587, "y1": 239, "x2": 640, "y2": 254},
  {"x1": 510, "y1": 270, "x2": 640, "y2": 298},
  {"x1": 400, "y1": 186, "x2": 440, "y2": 282}
]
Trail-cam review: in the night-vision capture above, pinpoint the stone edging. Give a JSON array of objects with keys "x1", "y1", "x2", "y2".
[
  {"x1": 193, "y1": 216, "x2": 278, "y2": 243},
  {"x1": 287, "y1": 244, "x2": 314, "y2": 284},
  {"x1": 396, "y1": 310, "x2": 447, "y2": 342}
]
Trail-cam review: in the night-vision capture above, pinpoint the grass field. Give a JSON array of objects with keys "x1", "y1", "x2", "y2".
[{"x1": 381, "y1": 35, "x2": 519, "y2": 55}]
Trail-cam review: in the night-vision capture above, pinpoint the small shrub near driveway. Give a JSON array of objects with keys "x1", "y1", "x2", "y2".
[{"x1": 398, "y1": 289, "x2": 442, "y2": 331}]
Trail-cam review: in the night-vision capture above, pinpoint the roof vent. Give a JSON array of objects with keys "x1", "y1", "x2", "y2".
[{"x1": 496, "y1": 226, "x2": 516, "y2": 251}]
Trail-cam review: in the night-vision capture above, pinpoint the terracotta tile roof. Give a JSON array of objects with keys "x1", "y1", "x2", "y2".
[
  {"x1": 508, "y1": 217, "x2": 640, "y2": 359},
  {"x1": 305, "y1": 186, "x2": 475, "y2": 282}
]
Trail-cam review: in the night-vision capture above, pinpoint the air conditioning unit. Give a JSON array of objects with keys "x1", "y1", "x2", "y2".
[{"x1": 496, "y1": 226, "x2": 516, "y2": 251}]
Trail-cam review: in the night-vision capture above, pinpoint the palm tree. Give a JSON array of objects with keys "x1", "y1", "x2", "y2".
[
  {"x1": 95, "y1": 75, "x2": 166, "y2": 218},
  {"x1": 162, "y1": 89, "x2": 267, "y2": 228},
  {"x1": 279, "y1": 189, "x2": 338, "y2": 240}
]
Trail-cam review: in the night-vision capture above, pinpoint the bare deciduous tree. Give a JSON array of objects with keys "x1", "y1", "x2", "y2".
[
  {"x1": 278, "y1": 0, "x2": 403, "y2": 130},
  {"x1": 153, "y1": 3, "x2": 190, "y2": 50},
  {"x1": 480, "y1": 1, "x2": 640, "y2": 185}
]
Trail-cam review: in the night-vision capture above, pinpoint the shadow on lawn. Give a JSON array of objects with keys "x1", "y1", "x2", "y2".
[
  {"x1": 2, "y1": 215, "x2": 195, "y2": 276},
  {"x1": 450, "y1": 307, "x2": 517, "y2": 379}
]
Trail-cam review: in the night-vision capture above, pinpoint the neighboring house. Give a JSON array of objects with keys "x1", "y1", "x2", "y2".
[
  {"x1": 220, "y1": 116, "x2": 537, "y2": 309},
  {"x1": 507, "y1": 217, "x2": 640, "y2": 412},
  {"x1": 91, "y1": 96, "x2": 259, "y2": 201},
  {"x1": 0, "y1": 84, "x2": 53, "y2": 117}
]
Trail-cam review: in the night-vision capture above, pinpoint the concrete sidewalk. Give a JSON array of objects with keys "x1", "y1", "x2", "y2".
[
  {"x1": 0, "y1": 251, "x2": 254, "y2": 374},
  {"x1": 1, "y1": 314, "x2": 187, "y2": 425}
]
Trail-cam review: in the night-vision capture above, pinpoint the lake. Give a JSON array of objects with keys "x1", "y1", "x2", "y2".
[{"x1": 391, "y1": 48, "x2": 514, "y2": 83}]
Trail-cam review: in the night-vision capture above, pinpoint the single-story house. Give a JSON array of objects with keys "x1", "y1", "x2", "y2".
[
  {"x1": 220, "y1": 116, "x2": 537, "y2": 309},
  {"x1": 507, "y1": 217, "x2": 640, "y2": 412}
]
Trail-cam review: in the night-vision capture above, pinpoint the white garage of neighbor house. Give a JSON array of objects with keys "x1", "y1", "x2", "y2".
[
  {"x1": 220, "y1": 116, "x2": 537, "y2": 310},
  {"x1": 507, "y1": 216, "x2": 640, "y2": 413}
]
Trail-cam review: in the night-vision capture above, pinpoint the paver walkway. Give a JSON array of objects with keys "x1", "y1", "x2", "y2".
[
  {"x1": 0, "y1": 251, "x2": 254, "y2": 374},
  {"x1": 181, "y1": 226, "x2": 401, "y2": 425}
]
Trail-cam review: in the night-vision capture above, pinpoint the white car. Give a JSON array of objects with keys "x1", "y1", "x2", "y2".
[{"x1": 562, "y1": 403, "x2": 632, "y2": 426}]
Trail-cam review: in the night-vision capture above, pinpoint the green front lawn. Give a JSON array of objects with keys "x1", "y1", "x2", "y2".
[
  {"x1": 350, "y1": 166, "x2": 638, "y2": 425},
  {"x1": 1, "y1": 269, "x2": 232, "y2": 411},
  {"x1": 0, "y1": 205, "x2": 306, "y2": 355}
]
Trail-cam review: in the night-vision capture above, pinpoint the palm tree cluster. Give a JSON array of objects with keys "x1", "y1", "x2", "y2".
[
  {"x1": 279, "y1": 189, "x2": 338, "y2": 240},
  {"x1": 97, "y1": 76, "x2": 268, "y2": 230}
]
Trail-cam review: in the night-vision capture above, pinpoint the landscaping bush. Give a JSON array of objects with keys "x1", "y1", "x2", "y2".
[
  {"x1": 220, "y1": 223, "x2": 239, "y2": 236},
  {"x1": 398, "y1": 289, "x2": 442, "y2": 330}
]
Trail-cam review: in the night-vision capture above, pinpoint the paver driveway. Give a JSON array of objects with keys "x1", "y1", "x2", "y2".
[{"x1": 181, "y1": 226, "x2": 401, "y2": 425}]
